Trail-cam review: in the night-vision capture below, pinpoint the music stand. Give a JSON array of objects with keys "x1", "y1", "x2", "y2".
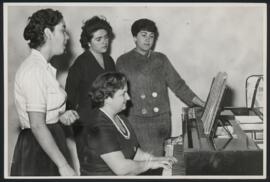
[{"x1": 201, "y1": 72, "x2": 233, "y2": 150}]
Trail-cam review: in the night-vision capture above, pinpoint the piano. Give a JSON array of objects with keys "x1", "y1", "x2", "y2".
[{"x1": 163, "y1": 72, "x2": 264, "y2": 176}]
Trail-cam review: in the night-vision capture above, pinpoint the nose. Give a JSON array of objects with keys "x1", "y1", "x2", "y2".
[
  {"x1": 103, "y1": 38, "x2": 109, "y2": 45},
  {"x1": 65, "y1": 32, "x2": 70, "y2": 41},
  {"x1": 125, "y1": 93, "x2": 130, "y2": 101}
]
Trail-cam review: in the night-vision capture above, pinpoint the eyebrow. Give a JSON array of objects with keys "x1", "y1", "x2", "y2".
[{"x1": 140, "y1": 30, "x2": 154, "y2": 33}]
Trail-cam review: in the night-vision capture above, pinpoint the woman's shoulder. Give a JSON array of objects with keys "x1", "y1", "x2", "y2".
[
  {"x1": 68, "y1": 51, "x2": 91, "y2": 73},
  {"x1": 116, "y1": 51, "x2": 137, "y2": 70},
  {"x1": 104, "y1": 54, "x2": 115, "y2": 65},
  {"x1": 90, "y1": 109, "x2": 114, "y2": 128},
  {"x1": 116, "y1": 50, "x2": 134, "y2": 62},
  {"x1": 152, "y1": 51, "x2": 167, "y2": 59},
  {"x1": 16, "y1": 58, "x2": 46, "y2": 81},
  {"x1": 73, "y1": 51, "x2": 92, "y2": 64}
]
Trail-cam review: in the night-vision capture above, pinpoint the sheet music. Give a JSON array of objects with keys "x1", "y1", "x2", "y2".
[{"x1": 201, "y1": 72, "x2": 228, "y2": 135}]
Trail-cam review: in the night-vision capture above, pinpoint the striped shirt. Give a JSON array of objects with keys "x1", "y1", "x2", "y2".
[{"x1": 14, "y1": 49, "x2": 66, "y2": 129}]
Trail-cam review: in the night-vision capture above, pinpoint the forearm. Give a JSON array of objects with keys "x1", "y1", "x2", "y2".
[
  {"x1": 134, "y1": 148, "x2": 154, "y2": 161},
  {"x1": 123, "y1": 160, "x2": 151, "y2": 175},
  {"x1": 31, "y1": 124, "x2": 69, "y2": 168},
  {"x1": 66, "y1": 137, "x2": 80, "y2": 174}
]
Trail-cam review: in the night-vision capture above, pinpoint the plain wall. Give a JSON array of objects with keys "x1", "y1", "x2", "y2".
[{"x1": 5, "y1": 3, "x2": 266, "y2": 174}]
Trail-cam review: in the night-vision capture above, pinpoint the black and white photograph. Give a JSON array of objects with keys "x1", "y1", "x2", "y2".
[{"x1": 3, "y1": 2, "x2": 267, "y2": 179}]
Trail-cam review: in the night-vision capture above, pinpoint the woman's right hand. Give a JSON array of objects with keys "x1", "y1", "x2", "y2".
[
  {"x1": 59, "y1": 110, "x2": 80, "y2": 126},
  {"x1": 58, "y1": 164, "x2": 77, "y2": 176},
  {"x1": 147, "y1": 159, "x2": 174, "y2": 170}
]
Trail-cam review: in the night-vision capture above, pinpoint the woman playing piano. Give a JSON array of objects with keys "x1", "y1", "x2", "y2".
[{"x1": 78, "y1": 72, "x2": 177, "y2": 175}]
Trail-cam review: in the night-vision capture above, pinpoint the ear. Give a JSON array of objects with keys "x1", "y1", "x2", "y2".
[
  {"x1": 44, "y1": 28, "x2": 53, "y2": 41},
  {"x1": 104, "y1": 96, "x2": 112, "y2": 106},
  {"x1": 88, "y1": 42, "x2": 91, "y2": 48},
  {"x1": 133, "y1": 36, "x2": 137, "y2": 43}
]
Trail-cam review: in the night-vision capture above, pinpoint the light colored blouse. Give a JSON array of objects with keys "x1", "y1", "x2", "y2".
[{"x1": 14, "y1": 49, "x2": 66, "y2": 129}]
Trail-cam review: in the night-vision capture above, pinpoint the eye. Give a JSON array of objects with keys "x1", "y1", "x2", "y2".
[
  {"x1": 104, "y1": 35, "x2": 109, "y2": 40},
  {"x1": 96, "y1": 37, "x2": 102, "y2": 41},
  {"x1": 150, "y1": 34, "x2": 155, "y2": 39}
]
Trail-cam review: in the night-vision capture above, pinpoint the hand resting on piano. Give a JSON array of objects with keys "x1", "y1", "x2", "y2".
[{"x1": 133, "y1": 148, "x2": 178, "y2": 171}]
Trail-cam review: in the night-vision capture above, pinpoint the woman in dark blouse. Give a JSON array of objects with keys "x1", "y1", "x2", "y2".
[
  {"x1": 65, "y1": 16, "x2": 115, "y2": 149},
  {"x1": 79, "y1": 72, "x2": 177, "y2": 175}
]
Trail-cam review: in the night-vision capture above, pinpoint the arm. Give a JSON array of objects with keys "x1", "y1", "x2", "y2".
[
  {"x1": 101, "y1": 150, "x2": 173, "y2": 176},
  {"x1": 66, "y1": 137, "x2": 80, "y2": 175},
  {"x1": 28, "y1": 112, "x2": 76, "y2": 176},
  {"x1": 192, "y1": 96, "x2": 205, "y2": 107},
  {"x1": 134, "y1": 148, "x2": 177, "y2": 163},
  {"x1": 163, "y1": 55, "x2": 204, "y2": 106},
  {"x1": 65, "y1": 62, "x2": 81, "y2": 110}
]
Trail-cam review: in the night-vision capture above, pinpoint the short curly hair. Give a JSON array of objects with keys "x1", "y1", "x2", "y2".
[
  {"x1": 23, "y1": 8, "x2": 63, "y2": 49},
  {"x1": 90, "y1": 72, "x2": 128, "y2": 108},
  {"x1": 80, "y1": 16, "x2": 114, "y2": 50},
  {"x1": 131, "y1": 18, "x2": 159, "y2": 39}
]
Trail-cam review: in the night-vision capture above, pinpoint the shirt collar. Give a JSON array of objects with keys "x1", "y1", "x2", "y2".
[
  {"x1": 31, "y1": 49, "x2": 57, "y2": 76},
  {"x1": 132, "y1": 48, "x2": 152, "y2": 59}
]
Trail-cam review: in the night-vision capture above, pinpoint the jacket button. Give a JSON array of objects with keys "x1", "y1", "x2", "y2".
[
  {"x1": 140, "y1": 94, "x2": 146, "y2": 99},
  {"x1": 153, "y1": 107, "x2": 159, "y2": 113},
  {"x1": 142, "y1": 108, "x2": 147, "y2": 114},
  {"x1": 152, "y1": 92, "x2": 158, "y2": 98}
]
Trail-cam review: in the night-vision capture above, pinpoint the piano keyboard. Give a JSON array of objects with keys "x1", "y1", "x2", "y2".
[{"x1": 163, "y1": 143, "x2": 185, "y2": 176}]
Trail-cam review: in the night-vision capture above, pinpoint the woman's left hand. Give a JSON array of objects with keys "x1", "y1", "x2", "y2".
[
  {"x1": 59, "y1": 110, "x2": 80, "y2": 125},
  {"x1": 192, "y1": 96, "x2": 205, "y2": 107}
]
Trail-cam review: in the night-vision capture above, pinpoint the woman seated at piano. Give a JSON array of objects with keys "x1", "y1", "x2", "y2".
[{"x1": 78, "y1": 72, "x2": 177, "y2": 175}]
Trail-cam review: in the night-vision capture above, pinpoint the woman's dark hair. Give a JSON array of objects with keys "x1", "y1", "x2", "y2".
[
  {"x1": 131, "y1": 18, "x2": 159, "y2": 39},
  {"x1": 23, "y1": 8, "x2": 63, "y2": 49},
  {"x1": 80, "y1": 16, "x2": 114, "y2": 50},
  {"x1": 90, "y1": 72, "x2": 127, "y2": 108}
]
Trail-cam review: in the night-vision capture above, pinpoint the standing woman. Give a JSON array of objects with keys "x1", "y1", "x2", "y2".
[
  {"x1": 65, "y1": 16, "x2": 115, "y2": 140},
  {"x1": 116, "y1": 19, "x2": 204, "y2": 160},
  {"x1": 11, "y1": 9, "x2": 80, "y2": 176}
]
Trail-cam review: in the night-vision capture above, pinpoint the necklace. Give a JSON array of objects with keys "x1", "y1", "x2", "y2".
[{"x1": 99, "y1": 108, "x2": 130, "y2": 140}]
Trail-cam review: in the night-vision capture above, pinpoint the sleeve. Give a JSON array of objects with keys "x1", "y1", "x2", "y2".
[
  {"x1": 89, "y1": 123, "x2": 120, "y2": 155},
  {"x1": 108, "y1": 56, "x2": 116, "y2": 71},
  {"x1": 115, "y1": 56, "x2": 125, "y2": 73},
  {"x1": 22, "y1": 67, "x2": 47, "y2": 112},
  {"x1": 65, "y1": 60, "x2": 82, "y2": 110},
  {"x1": 163, "y1": 54, "x2": 197, "y2": 106}
]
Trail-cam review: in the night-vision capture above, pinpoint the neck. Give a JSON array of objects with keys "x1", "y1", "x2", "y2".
[
  {"x1": 135, "y1": 47, "x2": 150, "y2": 56},
  {"x1": 90, "y1": 49, "x2": 103, "y2": 60},
  {"x1": 38, "y1": 45, "x2": 52, "y2": 63},
  {"x1": 100, "y1": 105, "x2": 117, "y2": 119}
]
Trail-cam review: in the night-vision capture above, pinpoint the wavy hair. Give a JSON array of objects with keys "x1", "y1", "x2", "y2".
[
  {"x1": 80, "y1": 16, "x2": 114, "y2": 50},
  {"x1": 90, "y1": 72, "x2": 127, "y2": 108},
  {"x1": 23, "y1": 8, "x2": 63, "y2": 48}
]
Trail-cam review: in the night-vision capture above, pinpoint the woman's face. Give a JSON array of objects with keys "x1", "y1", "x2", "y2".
[
  {"x1": 51, "y1": 19, "x2": 69, "y2": 55},
  {"x1": 134, "y1": 30, "x2": 155, "y2": 55},
  {"x1": 107, "y1": 84, "x2": 130, "y2": 113},
  {"x1": 89, "y1": 29, "x2": 109, "y2": 54}
]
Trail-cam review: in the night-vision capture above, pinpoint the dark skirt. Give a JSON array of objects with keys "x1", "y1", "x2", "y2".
[
  {"x1": 128, "y1": 113, "x2": 171, "y2": 157},
  {"x1": 10, "y1": 122, "x2": 72, "y2": 176}
]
